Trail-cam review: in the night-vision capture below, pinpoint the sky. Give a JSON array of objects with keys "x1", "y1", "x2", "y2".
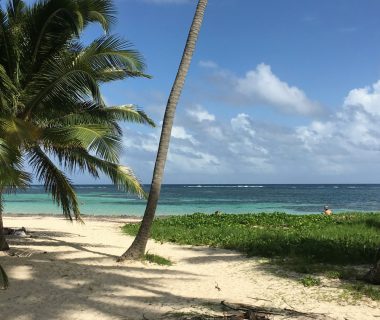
[{"x1": 39, "y1": 0, "x2": 380, "y2": 183}]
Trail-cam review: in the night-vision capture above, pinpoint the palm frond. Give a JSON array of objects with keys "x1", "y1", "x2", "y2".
[
  {"x1": 43, "y1": 124, "x2": 121, "y2": 162},
  {"x1": 0, "y1": 165, "x2": 30, "y2": 191},
  {"x1": 104, "y1": 105, "x2": 156, "y2": 127},
  {"x1": 28, "y1": 146, "x2": 80, "y2": 220},
  {"x1": 77, "y1": 151, "x2": 146, "y2": 198},
  {"x1": 0, "y1": 65, "x2": 18, "y2": 112},
  {"x1": 6, "y1": 0, "x2": 26, "y2": 21},
  {"x1": 77, "y1": 0, "x2": 116, "y2": 32},
  {"x1": 79, "y1": 35, "x2": 147, "y2": 79},
  {"x1": 23, "y1": 0, "x2": 115, "y2": 79},
  {"x1": 0, "y1": 117, "x2": 42, "y2": 145},
  {"x1": 0, "y1": 137, "x2": 30, "y2": 190},
  {"x1": 46, "y1": 146, "x2": 99, "y2": 178},
  {"x1": 0, "y1": 8, "x2": 12, "y2": 77},
  {"x1": 23, "y1": 53, "x2": 103, "y2": 117},
  {"x1": 51, "y1": 103, "x2": 156, "y2": 128},
  {"x1": 51, "y1": 147, "x2": 145, "y2": 198}
]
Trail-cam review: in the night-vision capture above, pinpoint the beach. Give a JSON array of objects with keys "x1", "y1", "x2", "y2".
[{"x1": 1, "y1": 215, "x2": 379, "y2": 320}]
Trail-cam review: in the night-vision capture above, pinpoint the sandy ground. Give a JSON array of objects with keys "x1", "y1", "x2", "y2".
[{"x1": 0, "y1": 216, "x2": 379, "y2": 320}]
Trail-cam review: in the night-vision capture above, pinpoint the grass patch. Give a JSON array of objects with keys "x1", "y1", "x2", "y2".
[
  {"x1": 123, "y1": 212, "x2": 380, "y2": 265},
  {"x1": 271, "y1": 257, "x2": 362, "y2": 280},
  {"x1": 144, "y1": 253, "x2": 172, "y2": 266},
  {"x1": 300, "y1": 275, "x2": 321, "y2": 287},
  {"x1": 342, "y1": 283, "x2": 380, "y2": 301}
]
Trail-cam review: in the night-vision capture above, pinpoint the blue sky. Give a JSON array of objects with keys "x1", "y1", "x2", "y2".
[{"x1": 59, "y1": 1, "x2": 380, "y2": 183}]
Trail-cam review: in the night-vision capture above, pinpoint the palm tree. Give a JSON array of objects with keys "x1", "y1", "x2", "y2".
[
  {"x1": 0, "y1": 153, "x2": 29, "y2": 250},
  {"x1": 0, "y1": 264, "x2": 9, "y2": 289},
  {"x1": 0, "y1": 0, "x2": 155, "y2": 251},
  {"x1": 118, "y1": 0, "x2": 208, "y2": 261}
]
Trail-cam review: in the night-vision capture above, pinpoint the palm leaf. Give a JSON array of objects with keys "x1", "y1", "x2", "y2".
[
  {"x1": 43, "y1": 124, "x2": 121, "y2": 162},
  {"x1": 104, "y1": 105, "x2": 156, "y2": 127},
  {"x1": 53, "y1": 147, "x2": 145, "y2": 198},
  {"x1": 79, "y1": 35, "x2": 147, "y2": 78},
  {"x1": 23, "y1": 0, "x2": 115, "y2": 78},
  {"x1": 51, "y1": 103, "x2": 155, "y2": 128},
  {"x1": 0, "y1": 137, "x2": 30, "y2": 190},
  {"x1": 28, "y1": 146, "x2": 81, "y2": 220},
  {"x1": 0, "y1": 65, "x2": 18, "y2": 112}
]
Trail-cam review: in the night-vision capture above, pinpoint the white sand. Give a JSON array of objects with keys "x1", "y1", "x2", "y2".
[{"x1": 0, "y1": 215, "x2": 379, "y2": 320}]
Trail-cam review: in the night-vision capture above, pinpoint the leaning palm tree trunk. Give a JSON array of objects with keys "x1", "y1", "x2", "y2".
[
  {"x1": 118, "y1": 0, "x2": 208, "y2": 261},
  {"x1": 0, "y1": 264, "x2": 9, "y2": 289},
  {"x1": 0, "y1": 192, "x2": 9, "y2": 251}
]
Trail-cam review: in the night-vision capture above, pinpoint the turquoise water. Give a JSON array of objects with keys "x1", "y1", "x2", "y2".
[{"x1": 3, "y1": 184, "x2": 380, "y2": 216}]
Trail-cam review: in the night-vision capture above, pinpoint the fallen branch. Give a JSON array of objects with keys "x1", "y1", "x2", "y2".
[{"x1": 221, "y1": 301, "x2": 333, "y2": 320}]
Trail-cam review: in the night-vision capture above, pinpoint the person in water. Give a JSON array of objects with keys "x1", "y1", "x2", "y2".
[{"x1": 323, "y1": 205, "x2": 332, "y2": 215}]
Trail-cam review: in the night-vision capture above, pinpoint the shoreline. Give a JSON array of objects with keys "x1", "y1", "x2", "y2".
[
  {"x1": 4, "y1": 210, "x2": 380, "y2": 219},
  {"x1": 4, "y1": 212, "x2": 144, "y2": 220}
]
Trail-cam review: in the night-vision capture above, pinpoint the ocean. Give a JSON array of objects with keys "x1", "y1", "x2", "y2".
[{"x1": 3, "y1": 184, "x2": 380, "y2": 216}]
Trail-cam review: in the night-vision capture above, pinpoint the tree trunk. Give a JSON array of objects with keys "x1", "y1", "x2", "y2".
[
  {"x1": 364, "y1": 248, "x2": 380, "y2": 284},
  {"x1": 117, "y1": 0, "x2": 208, "y2": 261},
  {"x1": 0, "y1": 192, "x2": 10, "y2": 251}
]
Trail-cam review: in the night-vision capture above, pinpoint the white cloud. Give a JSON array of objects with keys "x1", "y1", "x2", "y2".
[
  {"x1": 121, "y1": 107, "x2": 278, "y2": 182},
  {"x1": 187, "y1": 105, "x2": 215, "y2": 122},
  {"x1": 123, "y1": 132, "x2": 159, "y2": 153},
  {"x1": 344, "y1": 80, "x2": 380, "y2": 116},
  {"x1": 205, "y1": 126, "x2": 224, "y2": 140},
  {"x1": 199, "y1": 60, "x2": 218, "y2": 69},
  {"x1": 142, "y1": 0, "x2": 189, "y2": 4},
  {"x1": 199, "y1": 63, "x2": 324, "y2": 117},
  {"x1": 167, "y1": 146, "x2": 221, "y2": 174},
  {"x1": 231, "y1": 113, "x2": 256, "y2": 138},
  {"x1": 236, "y1": 64, "x2": 322, "y2": 116},
  {"x1": 120, "y1": 79, "x2": 380, "y2": 183},
  {"x1": 296, "y1": 79, "x2": 380, "y2": 174},
  {"x1": 171, "y1": 126, "x2": 198, "y2": 145},
  {"x1": 298, "y1": 79, "x2": 380, "y2": 152}
]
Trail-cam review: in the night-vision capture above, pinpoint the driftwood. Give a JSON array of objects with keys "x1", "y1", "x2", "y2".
[
  {"x1": 220, "y1": 301, "x2": 332, "y2": 319},
  {"x1": 173, "y1": 301, "x2": 335, "y2": 320}
]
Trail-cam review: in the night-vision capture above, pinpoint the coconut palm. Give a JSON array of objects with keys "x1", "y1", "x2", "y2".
[
  {"x1": 0, "y1": 0, "x2": 154, "y2": 250},
  {"x1": 118, "y1": 0, "x2": 208, "y2": 261},
  {"x1": 0, "y1": 264, "x2": 9, "y2": 289}
]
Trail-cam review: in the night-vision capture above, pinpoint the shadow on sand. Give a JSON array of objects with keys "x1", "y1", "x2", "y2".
[{"x1": 0, "y1": 230, "x2": 339, "y2": 320}]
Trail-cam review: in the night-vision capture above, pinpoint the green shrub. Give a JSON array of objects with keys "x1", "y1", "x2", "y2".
[
  {"x1": 300, "y1": 275, "x2": 321, "y2": 287},
  {"x1": 123, "y1": 212, "x2": 380, "y2": 265},
  {"x1": 343, "y1": 283, "x2": 380, "y2": 301},
  {"x1": 144, "y1": 253, "x2": 172, "y2": 266}
]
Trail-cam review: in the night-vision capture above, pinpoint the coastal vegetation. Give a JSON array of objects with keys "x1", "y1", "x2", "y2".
[
  {"x1": 0, "y1": 0, "x2": 153, "y2": 250},
  {"x1": 123, "y1": 213, "x2": 380, "y2": 299},
  {"x1": 118, "y1": 0, "x2": 208, "y2": 261},
  {"x1": 123, "y1": 212, "x2": 380, "y2": 265},
  {"x1": 144, "y1": 253, "x2": 173, "y2": 266},
  {"x1": 123, "y1": 212, "x2": 380, "y2": 298}
]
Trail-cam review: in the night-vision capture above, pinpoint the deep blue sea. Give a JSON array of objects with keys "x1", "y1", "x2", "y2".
[{"x1": 3, "y1": 184, "x2": 380, "y2": 216}]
